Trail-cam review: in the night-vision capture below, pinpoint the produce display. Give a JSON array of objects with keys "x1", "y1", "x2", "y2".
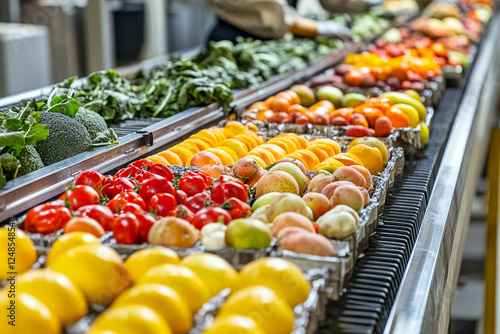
[{"x1": 0, "y1": 1, "x2": 494, "y2": 333}]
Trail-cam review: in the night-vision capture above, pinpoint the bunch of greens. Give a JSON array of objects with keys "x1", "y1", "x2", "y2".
[{"x1": 0, "y1": 100, "x2": 49, "y2": 186}]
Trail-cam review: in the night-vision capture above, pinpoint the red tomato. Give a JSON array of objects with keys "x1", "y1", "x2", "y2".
[
  {"x1": 183, "y1": 170, "x2": 213, "y2": 186},
  {"x1": 146, "y1": 193, "x2": 178, "y2": 217},
  {"x1": 220, "y1": 197, "x2": 252, "y2": 219},
  {"x1": 114, "y1": 166, "x2": 140, "y2": 179},
  {"x1": 111, "y1": 213, "x2": 139, "y2": 244},
  {"x1": 129, "y1": 159, "x2": 153, "y2": 169},
  {"x1": 60, "y1": 185, "x2": 99, "y2": 210},
  {"x1": 107, "y1": 191, "x2": 146, "y2": 213},
  {"x1": 184, "y1": 192, "x2": 213, "y2": 213},
  {"x1": 99, "y1": 177, "x2": 137, "y2": 201},
  {"x1": 148, "y1": 164, "x2": 174, "y2": 182},
  {"x1": 74, "y1": 170, "x2": 105, "y2": 189},
  {"x1": 211, "y1": 177, "x2": 248, "y2": 205},
  {"x1": 120, "y1": 202, "x2": 144, "y2": 214},
  {"x1": 24, "y1": 201, "x2": 72, "y2": 234},
  {"x1": 192, "y1": 207, "x2": 232, "y2": 230},
  {"x1": 134, "y1": 212, "x2": 156, "y2": 243},
  {"x1": 175, "y1": 190, "x2": 187, "y2": 204},
  {"x1": 139, "y1": 175, "x2": 177, "y2": 203},
  {"x1": 178, "y1": 174, "x2": 209, "y2": 197},
  {"x1": 168, "y1": 205, "x2": 194, "y2": 223},
  {"x1": 75, "y1": 205, "x2": 115, "y2": 231}
]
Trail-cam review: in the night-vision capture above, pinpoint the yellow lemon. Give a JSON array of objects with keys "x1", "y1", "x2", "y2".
[
  {"x1": 348, "y1": 137, "x2": 389, "y2": 165},
  {"x1": 294, "y1": 150, "x2": 320, "y2": 171},
  {"x1": 258, "y1": 144, "x2": 287, "y2": 160},
  {"x1": 223, "y1": 121, "x2": 246, "y2": 137},
  {"x1": 288, "y1": 133, "x2": 309, "y2": 148},
  {"x1": 234, "y1": 257, "x2": 310, "y2": 307},
  {"x1": 218, "y1": 139, "x2": 249, "y2": 159},
  {"x1": 182, "y1": 138, "x2": 211, "y2": 151},
  {"x1": 308, "y1": 142, "x2": 336, "y2": 157},
  {"x1": 310, "y1": 138, "x2": 341, "y2": 154},
  {"x1": 0, "y1": 292, "x2": 61, "y2": 334},
  {"x1": 111, "y1": 283, "x2": 191, "y2": 334},
  {"x1": 205, "y1": 148, "x2": 235, "y2": 165},
  {"x1": 137, "y1": 263, "x2": 210, "y2": 313},
  {"x1": 181, "y1": 253, "x2": 237, "y2": 297},
  {"x1": 248, "y1": 148, "x2": 275, "y2": 165},
  {"x1": 90, "y1": 305, "x2": 171, "y2": 334},
  {"x1": 203, "y1": 315, "x2": 266, "y2": 334},
  {"x1": 332, "y1": 153, "x2": 364, "y2": 167},
  {"x1": 178, "y1": 143, "x2": 200, "y2": 155},
  {"x1": 217, "y1": 146, "x2": 239, "y2": 163},
  {"x1": 49, "y1": 244, "x2": 131, "y2": 305},
  {"x1": 306, "y1": 146, "x2": 329, "y2": 162},
  {"x1": 234, "y1": 134, "x2": 258, "y2": 150},
  {"x1": 17, "y1": 268, "x2": 87, "y2": 325},
  {"x1": 46, "y1": 232, "x2": 99, "y2": 266},
  {"x1": 347, "y1": 144, "x2": 385, "y2": 175},
  {"x1": 167, "y1": 147, "x2": 193, "y2": 166},
  {"x1": 218, "y1": 286, "x2": 294, "y2": 334},
  {"x1": 125, "y1": 247, "x2": 180, "y2": 282},
  {"x1": 420, "y1": 122, "x2": 429, "y2": 145},
  {"x1": 157, "y1": 151, "x2": 183, "y2": 166},
  {"x1": 0, "y1": 228, "x2": 37, "y2": 279}
]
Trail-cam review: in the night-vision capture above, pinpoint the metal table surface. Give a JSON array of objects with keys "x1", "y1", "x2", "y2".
[{"x1": 384, "y1": 11, "x2": 500, "y2": 334}]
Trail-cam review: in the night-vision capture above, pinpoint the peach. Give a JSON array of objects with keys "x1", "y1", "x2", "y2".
[
  {"x1": 345, "y1": 125, "x2": 372, "y2": 137},
  {"x1": 307, "y1": 174, "x2": 333, "y2": 193},
  {"x1": 201, "y1": 164, "x2": 228, "y2": 179},
  {"x1": 255, "y1": 171, "x2": 299, "y2": 198},
  {"x1": 375, "y1": 116, "x2": 392, "y2": 137},
  {"x1": 273, "y1": 158, "x2": 307, "y2": 175},
  {"x1": 329, "y1": 204, "x2": 360, "y2": 227},
  {"x1": 321, "y1": 181, "x2": 355, "y2": 199},
  {"x1": 189, "y1": 151, "x2": 222, "y2": 167},
  {"x1": 317, "y1": 211, "x2": 358, "y2": 239},
  {"x1": 233, "y1": 157, "x2": 260, "y2": 180},
  {"x1": 277, "y1": 227, "x2": 335, "y2": 257},
  {"x1": 266, "y1": 193, "x2": 309, "y2": 222},
  {"x1": 360, "y1": 188, "x2": 370, "y2": 207},
  {"x1": 331, "y1": 185, "x2": 365, "y2": 212},
  {"x1": 302, "y1": 193, "x2": 332, "y2": 220},
  {"x1": 330, "y1": 116, "x2": 349, "y2": 126},
  {"x1": 272, "y1": 212, "x2": 314, "y2": 237},
  {"x1": 247, "y1": 168, "x2": 268, "y2": 187},
  {"x1": 313, "y1": 113, "x2": 330, "y2": 125},
  {"x1": 332, "y1": 166, "x2": 366, "y2": 188},
  {"x1": 350, "y1": 165, "x2": 372, "y2": 190}
]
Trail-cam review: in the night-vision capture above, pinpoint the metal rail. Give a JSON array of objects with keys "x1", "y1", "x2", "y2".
[{"x1": 384, "y1": 12, "x2": 500, "y2": 334}]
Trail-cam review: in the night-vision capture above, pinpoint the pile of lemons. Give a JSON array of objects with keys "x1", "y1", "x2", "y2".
[{"x1": 0, "y1": 227, "x2": 311, "y2": 334}]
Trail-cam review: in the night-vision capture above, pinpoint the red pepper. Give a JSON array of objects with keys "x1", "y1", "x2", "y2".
[
  {"x1": 178, "y1": 174, "x2": 209, "y2": 197},
  {"x1": 147, "y1": 193, "x2": 178, "y2": 217},
  {"x1": 114, "y1": 166, "x2": 140, "y2": 179},
  {"x1": 74, "y1": 170, "x2": 105, "y2": 189},
  {"x1": 183, "y1": 170, "x2": 213, "y2": 187},
  {"x1": 220, "y1": 197, "x2": 252, "y2": 219},
  {"x1": 184, "y1": 192, "x2": 213, "y2": 213},
  {"x1": 138, "y1": 174, "x2": 177, "y2": 203},
  {"x1": 24, "y1": 201, "x2": 72, "y2": 234},
  {"x1": 128, "y1": 159, "x2": 153, "y2": 169},
  {"x1": 148, "y1": 164, "x2": 174, "y2": 182},
  {"x1": 192, "y1": 207, "x2": 232, "y2": 230}
]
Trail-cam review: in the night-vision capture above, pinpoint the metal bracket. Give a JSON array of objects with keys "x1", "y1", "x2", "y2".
[{"x1": 137, "y1": 131, "x2": 154, "y2": 147}]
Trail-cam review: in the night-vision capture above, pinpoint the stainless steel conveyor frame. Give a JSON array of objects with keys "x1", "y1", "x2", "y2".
[{"x1": 384, "y1": 12, "x2": 500, "y2": 334}]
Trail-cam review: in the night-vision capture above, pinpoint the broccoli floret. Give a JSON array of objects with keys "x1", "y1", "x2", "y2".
[
  {"x1": 36, "y1": 111, "x2": 92, "y2": 166},
  {"x1": 17, "y1": 145, "x2": 44, "y2": 176},
  {"x1": 74, "y1": 107, "x2": 109, "y2": 139}
]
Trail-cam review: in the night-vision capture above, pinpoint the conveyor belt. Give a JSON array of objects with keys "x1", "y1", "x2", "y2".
[{"x1": 317, "y1": 50, "x2": 473, "y2": 334}]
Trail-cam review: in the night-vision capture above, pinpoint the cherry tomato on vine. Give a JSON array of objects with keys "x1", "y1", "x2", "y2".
[
  {"x1": 74, "y1": 170, "x2": 105, "y2": 189},
  {"x1": 147, "y1": 193, "x2": 178, "y2": 217},
  {"x1": 60, "y1": 185, "x2": 100, "y2": 210},
  {"x1": 192, "y1": 207, "x2": 232, "y2": 230},
  {"x1": 111, "y1": 213, "x2": 139, "y2": 244},
  {"x1": 107, "y1": 191, "x2": 146, "y2": 213},
  {"x1": 75, "y1": 205, "x2": 115, "y2": 231},
  {"x1": 220, "y1": 197, "x2": 252, "y2": 219}
]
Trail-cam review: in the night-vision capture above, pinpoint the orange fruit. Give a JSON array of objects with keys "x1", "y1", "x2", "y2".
[
  {"x1": 245, "y1": 123, "x2": 259, "y2": 132},
  {"x1": 347, "y1": 144, "x2": 385, "y2": 175},
  {"x1": 168, "y1": 147, "x2": 193, "y2": 166},
  {"x1": 218, "y1": 139, "x2": 249, "y2": 159},
  {"x1": 270, "y1": 97, "x2": 291, "y2": 113},
  {"x1": 274, "y1": 134, "x2": 301, "y2": 149},
  {"x1": 294, "y1": 150, "x2": 320, "y2": 171},
  {"x1": 287, "y1": 104, "x2": 307, "y2": 115},
  {"x1": 245, "y1": 155, "x2": 267, "y2": 168},
  {"x1": 205, "y1": 148, "x2": 235, "y2": 165},
  {"x1": 248, "y1": 148, "x2": 275, "y2": 165},
  {"x1": 307, "y1": 143, "x2": 335, "y2": 157},
  {"x1": 178, "y1": 143, "x2": 200, "y2": 155},
  {"x1": 223, "y1": 121, "x2": 246, "y2": 137},
  {"x1": 333, "y1": 153, "x2": 364, "y2": 167},
  {"x1": 329, "y1": 108, "x2": 353, "y2": 120},
  {"x1": 191, "y1": 134, "x2": 216, "y2": 148},
  {"x1": 199, "y1": 129, "x2": 220, "y2": 144},
  {"x1": 235, "y1": 135, "x2": 258, "y2": 150},
  {"x1": 157, "y1": 151, "x2": 183, "y2": 166},
  {"x1": 258, "y1": 144, "x2": 286, "y2": 160},
  {"x1": 257, "y1": 109, "x2": 275, "y2": 121},
  {"x1": 349, "y1": 137, "x2": 389, "y2": 164},
  {"x1": 247, "y1": 102, "x2": 268, "y2": 112},
  {"x1": 264, "y1": 96, "x2": 275, "y2": 109},
  {"x1": 208, "y1": 128, "x2": 226, "y2": 143},
  {"x1": 290, "y1": 134, "x2": 309, "y2": 149},
  {"x1": 385, "y1": 107, "x2": 410, "y2": 128},
  {"x1": 310, "y1": 138, "x2": 341, "y2": 155},
  {"x1": 315, "y1": 159, "x2": 344, "y2": 173},
  {"x1": 217, "y1": 146, "x2": 239, "y2": 162},
  {"x1": 306, "y1": 146, "x2": 329, "y2": 162},
  {"x1": 246, "y1": 131, "x2": 265, "y2": 145},
  {"x1": 310, "y1": 100, "x2": 334, "y2": 113},
  {"x1": 182, "y1": 138, "x2": 211, "y2": 151},
  {"x1": 145, "y1": 155, "x2": 170, "y2": 166},
  {"x1": 267, "y1": 139, "x2": 291, "y2": 154}
]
